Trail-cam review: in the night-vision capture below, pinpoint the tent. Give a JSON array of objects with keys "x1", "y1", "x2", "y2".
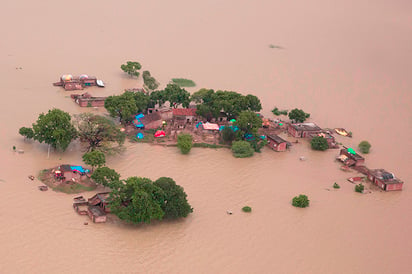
[
  {"x1": 230, "y1": 119, "x2": 236, "y2": 123},
  {"x1": 70, "y1": 166, "x2": 86, "y2": 173},
  {"x1": 136, "y1": 132, "x2": 144, "y2": 139},
  {"x1": 154, "y1": 130, "x2": 166, "y2": 138},
  {"x1": 347, "y1": 148, "x2": 356, "y2": 155},
  {"x1": 135, "y1": 113, "x2": 144, "y2": 119},
  {"x1": 196, "y1": 122, "x2": 203, "y2": 128}
]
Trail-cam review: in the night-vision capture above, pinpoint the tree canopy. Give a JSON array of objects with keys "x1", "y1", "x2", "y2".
[
  {"x1": 153, "y1": 177, "x2": 193, "y2": 219},
  {"x1": 19, "y1": 108, "x2": 77, "y2": 151},
  {"x1": 288, "y1": 108, "x2": 310, "y2": 123},
  {"x1": 121, "y1": 61, "x2": 141, "y2": 77},
  {"x1": 193, "y1": 89, "x2": 262, "y2": 120},
  {"x1": 105, "y1": 91, "x2": 150, "y2": 123},
  {"x1": 231, "y1": 140, "x2": 254, "y2": 158},
  {"x1": 177, "y1": 133, "x2": 193, "y2": 154},
  {"x1": 90, "y1": 167, "x2": 120, "y2": 188},
  {"x1": 75, "y1": 113, "x2": 125, "y2": 151},
  {"x1": 310, "y1": 136, "x2": 329, "y2": 151},
  {"x1": 234, "y1": 111, "x2": 263, "y2": 136},
  {"x1": 82, "y1": 150, "x2": 106, "y2": 170},
  {"x1": 221, "y1": 127, "x2": 236, "y2": 144},
  {"x1": 142, "y1": 70, "x2": 159, "y2": 92},
  {"x1": 163, "y1": 83, "x2": 190, "y2": 108},
  {"x1": 358, "y1": 141, "x2": 371, "y2": 154}
]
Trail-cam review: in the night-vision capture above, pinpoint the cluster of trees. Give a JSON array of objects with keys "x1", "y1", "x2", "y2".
[
  {"x1": 142, "y1": 71, "x2": 159, "y2": 92},
  {"x1": 91, "y1": 168, "x2": 193, "y2": 224},
  {"x1": 19, "y1": 109, "x2": 125, "y2": 152},
  {"x1": 191, "y1": 89, "x2": 262, "y2": 121},
  {"x1": 288, "y1": 108, "x2": 310, "y2": 123}
]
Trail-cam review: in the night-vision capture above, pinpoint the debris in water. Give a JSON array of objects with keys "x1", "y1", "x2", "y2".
[
  {"x1": 38, "y1": 185, "x2": 48, "y2": 191},
  {"x1": 84, "y1": 222, "x2": 88, "y2": 225},
  {"x1": 299, "y1": 156, "x2": 306, "y2": 161},
  {"x1": 226, "y1": 210, "x2": 233, "y2": 215},
  {"x1": 17, "y1": 149, "x2": 24, "y2": 154},
  {"x1": 28, "y1": 175, "x2": 35, "y2": 181}
]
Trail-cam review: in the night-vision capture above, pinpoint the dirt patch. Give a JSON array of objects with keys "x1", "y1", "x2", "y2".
[{"x1": 38, "y1": 168, "x2": 97, "y2": 194}]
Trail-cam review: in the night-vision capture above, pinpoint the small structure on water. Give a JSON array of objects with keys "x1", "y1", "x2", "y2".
[
  {"x1": 288, "y1": 123, "x2": 322, "y2": 138},
  {"x1": 73, "y1": 192, "x2": 111, "y2": 223},
  {"x1": 267, "y1": 134, "x2": 288, "y2": 152},
  {"x1": 337, "y1": 148, "x2": 365, "y2": 167},
  {"x1": 71, "y1": 93, "x2": 107, "y2": 107},
  {"x1": 87, "y1": 206, "x2": 107, "y2": 223},
  {"x1": 367, "y1": 169, "x2": 404, "y2": 191},
  {"x1": 53, "y1": 74, "x2": 104, "y2": 91},
  {"x1": 88, "y1": 192, "x2": 111, "y2": 213}
]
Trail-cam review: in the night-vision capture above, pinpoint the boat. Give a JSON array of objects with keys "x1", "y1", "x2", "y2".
[
  {"x1": 38, "y1": 185, "x2": 48, "y2": 191},
  {"x1": 347, "y1": 177, "x2": 365, "y2": 183},
  {"x1": 334, "y1": 128, "x2": 352, "y2": 137},
  {"x1": 96, "y1": 80, "x2": 104, "y2": 87}
]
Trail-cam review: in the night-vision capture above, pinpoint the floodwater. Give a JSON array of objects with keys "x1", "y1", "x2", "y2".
[{"x1": 1, "y1": 0, "x2": 412, "y2": 273}]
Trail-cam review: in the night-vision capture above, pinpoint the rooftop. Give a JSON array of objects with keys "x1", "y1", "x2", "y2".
[
  {"x1": 88, "y1": 206, "x2": 106, "y2": 217},
  {"x1": 290, "y1": 123, "x2": 322, "y2": 131},
  {"x1": 267, "y1": 134, "x2": 287, "y2": 144},
  {"x1": 369, "y1": 169, "x2": 404, "y2": 184},
  {"x1": 172, "y1": 108, "x2": 197, "y2": 116}
]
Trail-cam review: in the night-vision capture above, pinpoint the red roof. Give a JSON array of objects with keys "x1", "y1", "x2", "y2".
[{"x1": 172, "y1": 108, "x2": 197, "y2": 116}]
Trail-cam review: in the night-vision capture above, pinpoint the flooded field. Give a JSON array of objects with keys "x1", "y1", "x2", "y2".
[{"x1": 1, "y1": 0, "x2": 411, "y2": 273}]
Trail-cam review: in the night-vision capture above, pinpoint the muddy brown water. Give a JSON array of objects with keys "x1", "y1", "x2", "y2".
[{"x1": 1, "y1": 1, "x2": 411, "y2": 273}]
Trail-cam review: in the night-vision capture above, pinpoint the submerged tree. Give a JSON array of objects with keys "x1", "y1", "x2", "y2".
[
  {"x1": 142, "y1": 70, "x2": 159, "y2": 92},
  {"x1": 75, "y1": 113, "x2": 125, "y2": 151},
  {"x1": 231, "y1": 140, "x2": 254, "y2": 158},
  {"x1": 310, "y1": 136, "x2": 329, "y2": 151},
  {"x1": 177, "y1": 133, "x2": 193, "y2": 154},
  {"x1": 358, "y1": 141, "x2": 371, "y2": 154},
  {"x1": 82, "y1": 150, "x2": 106, "y2": 171},
  {"x1": 288, "y1": 108, "x2": 310, "y2": 123},
  {"x1": 19, "y1": 108, "x2": 77, "y2": 151},
  {"x1": 91, "y1": 167, "x2": 121, "y2": 188},
  {"x1": 121, "y1": 61, "x2": 142, "y2": 77},
  {"x1": 153, "y1": 177, "x2": 193, "y2": 219}
]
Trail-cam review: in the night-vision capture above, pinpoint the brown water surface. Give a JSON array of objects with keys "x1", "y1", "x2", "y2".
[{"x1": 1, "y1": 1, "x2": 411, "y2": 273}]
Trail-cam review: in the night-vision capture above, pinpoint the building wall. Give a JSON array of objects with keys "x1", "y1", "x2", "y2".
[
  {"x1": 385, "y1": 183, "x2": 403, "y2": 191},
  {"x1": 287, "y1": 126, "x2": 299, "y2": 137},
  {"x1": 267, "y1": 139, "x2": 287, "y2": 152}
]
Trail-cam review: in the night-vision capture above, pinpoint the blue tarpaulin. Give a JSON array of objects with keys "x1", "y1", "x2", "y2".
[
  {"x1": 70, "y1": 166, "x2": 86, "y2": 173},
  {"x1": 196, "y1": 122, "x2": 203, "y2": 128},
  {"x1": 136, "y1": 132, "x2": 144, "y2": 139},
  {"x1": 219, "y1": 126, "x2": 225, "y2": 131},
  {"x1": 135, "y1": 113, "x2": 144, "y2": 119}
]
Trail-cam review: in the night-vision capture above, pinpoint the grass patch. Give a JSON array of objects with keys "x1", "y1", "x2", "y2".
[
  {"x1": 193, "y1": 143, "x2": 229, "y2": 149},
  {"x1": 171, "y1": 78, "x2": 196, "y2": 87},
  {"x1": 53, "y1": 183, "x2": 96, "y2": 194},
  {"x1": 242, "y1": 206, "x2": 252, "y2": 213},
  {"x1": 333, "y1": 182, "x2": 340, "y2": 189}
]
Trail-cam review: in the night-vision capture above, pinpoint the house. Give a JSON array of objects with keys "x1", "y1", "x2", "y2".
[
  {"x1": 310, "y1": 132, "x2": 339, "y2": 149},
  {"x1": 367, "y1": 169, "x2": 404, "y2": 191},
  {"x1": 147, "y1": 107, "x2": 173, "y2": 120},
  {"x1": 267, "y1": 135, "x2": 288, "y2": 152},
  {"x1": 87, "y1": 206, "x2": 107, "y2": 223},
  {"x1": 54, "y1": 165, "x2": 88, "y2": 182},
  {"x1": 288, "y1": 123, "x2": 322, "y2": 138},
  {"x1": 71, "y1": 93, "x2": 107, "y2": 107},
  {"x1": 88, "y1": 192, "x2": 111, "y2": 213},
  {"x1": 337, "y1": 148, "x2": 365, "y2": 167},
  {"x1": 53, "y1": 75, "x2": 104, "y2": 90},
  {"x1": 172, "y1": 108, "x2": 198, "y2": 123}
]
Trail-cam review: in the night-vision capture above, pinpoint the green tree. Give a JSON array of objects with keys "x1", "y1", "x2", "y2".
[
  {"x1": 82, "y1": 150, "x2": 106, "y2": 171},
  {"x1": 109, "y1": 177, "x2": 165, "y2": 224},
  {"x1": 19, "y1": 109, "x2": 77, "y2": 151},
  {"x1": 355, "y1": 183, "x2": 364, "y2": 193},
  {"x1": 121, "y1": 61, "x2": 141, "y2": 77},
  {"x1": 142, "y1": 71, "x2": 159, "y2": 91},
  {"x1": 75, "y1": 113, "x2": 125, "y2": 151},
  {"x1": 288, "y1": 108, "x2": 310, "y2": 123},
  {"x1": 358, "y1": 141, "x2": 371, "y2": 154},
  {"x1": 333, "y1": 182, "x2": 340, "y2": 189},
  {"x1": 271, "y1": 107, "x2": 288, "y2": 116},
  {"x1": 249, "y1": 138, "x2": 268, "y2": 153},
  {"x1": 292, "y1": 194, "x2": 309, "y2": 208},
  {"x1": 191, "y1": 88, "x2": 214, "y2": 103},
  {"x1": 105, "y1": 91, "x2": 138, "y2": 123},
  {"x1": 19, "y1": 127, "x2": 34, "y2": 140},
  {"x1": 149, "y1": 90, "x2": 167, "y2": 107},
  {"x1": 231, "y1": 140, "x2": 254, "y2": 158},
  {"x1": 177, "y1": 133, "x2": 193, "y2": 154},
  {"x1": 221, "y1": 127, "x2": 236, "y2": 144},
  {"x1": 242, "y1": 206, "x2": 252, "y2": 213},
  {"x1": 134, "y1": 91, "x2": 151, "y2": 113},
  {"x1": 154, "y1": 177, "x2": 193, "y2": 219},
  {"x1": 90, "y1": 167, "x2": 120, "y2": 188},
  {"x1": 234, "y1": 111, "x2": 262, "y2": 136},
  {"x1": 164, "y1": 83, "x2": 190, "y2": 108},
  {"x1": 310, "y1": 136, "x2": 329, "y2": 151}
]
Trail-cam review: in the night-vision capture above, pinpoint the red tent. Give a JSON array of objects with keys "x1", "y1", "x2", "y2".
[{"x1": 154, "y1": 130, "x2": 166, "y2": 138}]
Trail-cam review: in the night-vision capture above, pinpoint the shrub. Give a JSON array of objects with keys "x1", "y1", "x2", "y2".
[
  {"x1": 231, "y1": 141, "x2": 254, "y2": 158},
  {"x1": 355, "y1": 183, "x2": 364, "y2": 193},
  {"x1": 311, "y1": 136, "x2": 329, "y2": 151},
  {"x1": 171, "y1": 78, "x2": 196, "y2": 87},
  {"x1": 271, "y1": 107, "x2": 288, "y2": 116},
  {"x1": 358, "y1": 141, "x2": 371, "y2": 154},
  {"x1": 177, "y1": 133, "x2": 193, "y2": 154},
  {"x1": 221, "y1": 127, "x2": 236, "y2": 144},
  {"x1": 333, "y1": 182, "x2": 340, "y2": 189},
  {"x1": 242, "y1": 206, "x2": 252, "y2": 213},
  {"x1": 292, "y1": 194, "x2": 309, "y2": 208}
]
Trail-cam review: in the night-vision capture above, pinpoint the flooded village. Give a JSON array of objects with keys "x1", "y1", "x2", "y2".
[{"x1": 1, "y1": 1, "x2": 412, "y2": 273}]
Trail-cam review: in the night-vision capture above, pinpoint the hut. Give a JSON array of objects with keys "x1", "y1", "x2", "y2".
[
  {"x1": 337, "y1": 148, "x2": 365, "y2": 167},
  {"x1": 367, "y1": 169, "x2": 404, "y2": 191},
  {"x1": 88, "y1": 192, "x2": 111, "y2": 213},
  {"x1": 87, "y1": 206, "x2": 107, "y2": 223},
  {"x1": 172, "y1": 108, "x2": 198, "y2": 123},
  {"x1": 288, "y1": 123, "x2": 322, "y2": 138},
  {"x1": 148, "y1": 107, "x2": 173, "y2": 120},
  {"x1": 267, "y1": 135, "x2": 288, "y2": 152},
  {"x1": 71, "y1": 93, "x2": 107, "y2": 107}
]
